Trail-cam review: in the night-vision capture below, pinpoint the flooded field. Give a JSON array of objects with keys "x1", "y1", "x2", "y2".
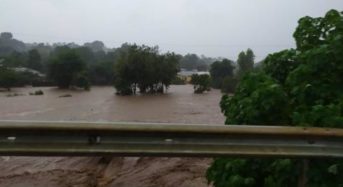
[{"x1": 0, "y1": 85, "x2": 225, "y2": 187}]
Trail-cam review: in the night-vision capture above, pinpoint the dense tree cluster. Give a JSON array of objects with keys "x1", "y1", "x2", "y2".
[
  {"x1": 0, "y1": 33, "x2": 221, "y2": 91},
  {"x1": 209, "y1": 49, "x2": 256, "y2": 94},
  {"x1": 26, "y1": 49, "x2": 43, "y2": 71},
  {"x1": 180, "y1": 54, "x2": 218, "y2": 71},
  {"x1": 207, "y1": 9, "x2": 343, "y2": 187},
  {"x1": 114, "y1": 44, "x2": 180, "y2": 95},
  {"x1": 0, "y1": 32, "x2": 26, "y2": 56},
  {"x1": 0, "y1": 65, "x2": 18, "y2": 91},
  {"x1": 0, "y1": 34, "x2": 122, "y2": 89},
  {"x1": 237, "y1": 48, "x2": 255, "y2": 79},
  {"x1": 190, "y1": 74, "x2": 211, "y2": 94},
  {"x1": 210, "y1": 59, "x2": 236, "y2": 93},
  {"x1": 48, "y1": 47, "x2": 88, "y2": 89}
]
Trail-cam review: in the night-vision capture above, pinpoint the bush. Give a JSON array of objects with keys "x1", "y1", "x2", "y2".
[
  {"x1": 73, "y1": 71, "x2": 90, "y2": 91},
  {"x1": 190, "y1": 74, "x2": 211, "y2": 94},
  {"x1": 0, "y1": 66, "x2": 18, "y2": 90},
  {"x1": 30, "y1": 90, "x2": 44, "y2": 95},
  {"x1": 171, "y1": 76, "x2": 186, "y2": 85}
]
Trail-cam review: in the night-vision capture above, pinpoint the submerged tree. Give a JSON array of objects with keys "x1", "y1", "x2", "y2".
[
  {"x1": 48, "y1": 47, "x2": 89, "y2": 90},
  {"x1": 114, "y1": 44, "x2": 179, "y2": 95},
  {"x1": 0, "y1": 65, "x2": 18, "y2": 91},
  {"x1": 210, "y1": 58, "x2": 236, "y2": 92},
  {"x1": 207, "y1": 9, "x2": 343, "y2": 187},
  {"x1": 190, "y1": 74, "x2": 211, "y2": 94}
]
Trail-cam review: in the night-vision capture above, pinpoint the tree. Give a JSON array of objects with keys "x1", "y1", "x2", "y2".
[
  {"x1": 179, "y1": 54, "x2": 209, "y2": 71},
  {"x1": 0, "y1": 66, "x2": 18, "y2": 91},
  {"x1": 73, "y1": 71, "x2": 90, "y2": 91},
  {"x1": 190, "y1": 74, "x2": 211, "y2": 94},
  {"x1": 237, "y1": 49, "x2": 255, "y2": 79},
  {"x1": 207, "y1": 9, "x2": 343, "y2": 187},
  {"x1": 84, "y1": 41, "x2": 105, "y2": 52},
  {"x1": 220, "y1": 76, "x2": 237, "y2": 93},
  {"x1": 48, "y1": 47, "x2": 87, "y2": 89},
  {"x1": 0, "y1": 32, "x2": 13, "y2": 40},
  {"x1": 158, "y1": 52, "x2": 180, "y2": 91},
  {"x1": 210, "y1": 59, "x2": 235, "y2": 91},
  {"x1": 263, "y1": 49, "x2": 298, "y2": 85},
  {"x1": 114, "y1": 44, "x2": 179, "y2": 95},
  {"x1": 27, "y1": 49, "x2": 43, "y2": 71},
  {"x1": 0, "y1": 32, "x2": 26, "y2": 56},
  {"x1": 74, "y1": 47, "x2": 95, "y2": 64},
  {"x1": 89, "y1": 60, "x2": 114, "y2": 85},
  {"x1": 3, "y1": 51, "x2": 27, "y2": 67}
]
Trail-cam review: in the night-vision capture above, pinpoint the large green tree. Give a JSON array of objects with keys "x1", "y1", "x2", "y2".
[
  {"x1": 48, "y1": 47, "x2": 87, "y2": 89},
  {"x1": 190, "y1": 74, "x2": 211, "y2": 94},
  {"x1": 207, "y1": 9, "x2": 343, "y2": 187},
  {"x1": 210, "y1": 59, "x2": 236, "y2": 92},
  {"x1": 0, "y1": 65, "x2": 18, "y2": 91},
  {"x1": 114, "y1": 44, "x2": 179, "y2": 95},
  {"x1": 179, "y1": 53, "x2": 209, "y2": 71},
  {"x1": 27, "y1": 49, "x2": 43, "y2": 71},
  {"x1": 237, "y1": 48, "x2": 255, "y2": 79}
]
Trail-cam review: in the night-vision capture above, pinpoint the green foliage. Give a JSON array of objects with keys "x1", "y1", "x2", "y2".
[
  {"x1": 294, "y1": 9, "x2": 343, "y2": 52},
  {"x1": 237, "y1": 49, "x2": 255, "y2": 79},
  {"x1": 3, "y1": 51, "x2": 27, "y2": 67},
  {"x1": 89, "y1": 60, "x2": 114, "y2": 85},
  {"x1": 0, "y1": 32, "x2": 26, "y2": 56},
  {"x1": 208, "y1": 9, "x2": 343, "y2": 187},
  {"x1": 190, "y1": 74, "x2": 211, "y2": 94},
  {"x1": 0, "y1": 66, "x2": 18, "y2": 90},
  {"x1": 27, "y1": 49, "x2": 43, "y2": 71},
  {"x1": 210, "y1": 59, "x2": 235, "y2": 90},
  {"x1": 220, "y1": 73, "x2": 290, "y2": 125},
  {"x1": 179, "y1": 54, "x2": 209, "y2": 71},
  {"x1": 73, "y1": 71, "x2": 91, "y2": 91},
  {"x1": 263, "y1": 49, "x2": 298, "y2": 85},
  {"x1": 171, "y1": 76, "x2": 186, "y2": 85},
  {"x1": 48, "y1": 47, "x2": 87, "y2": 89},
  {"x1": 207, "y1": 158, "x2": 298, "y2": 187},
  {"x1": 30, "y1": 90, "x2": 44, "y2": 95},
  {"x1": 220, "y1": 76, "x2": 237, "y2": 93},
  {"x1": 114, "y1": 44, "x2": 179, "y2": 95}
]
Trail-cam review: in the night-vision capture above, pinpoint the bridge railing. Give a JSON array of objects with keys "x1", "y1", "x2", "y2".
[{"x1": 0, "y1": 120, "x2": 342, "y2": 157}]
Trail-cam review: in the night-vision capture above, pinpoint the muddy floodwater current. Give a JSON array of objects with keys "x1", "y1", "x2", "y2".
[{"x1": 0, "y1": 85, "x2": 225, "y2": 187}]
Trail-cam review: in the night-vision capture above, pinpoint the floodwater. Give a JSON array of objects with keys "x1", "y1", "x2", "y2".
[{"x1": 0, "y1": 85, "x2": 225, "y2": 187}]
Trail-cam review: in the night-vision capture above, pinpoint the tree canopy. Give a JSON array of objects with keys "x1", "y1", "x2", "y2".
[
  {"x1": 179, "y1": 53, "x2": 215, "y2": 71},
  {"x1": 0, "y1": 65, "x2": 18, "y2": 91},
  {"x1": 48, "y1": 47, "x2": 88, "y2": 89},
  {"x1": 237, "y1": 48, "x2": 255, "y2": 79},
  {"x1": 114, "y1": 44, "x2": 179, "y2": 95},
  {"x1": 207, "y1": 9, "x2": 343, "y2": 187},
  {"x1": 26, "y1": 49, "x2": 42, "y2": 72},
  {"x1": 190, "y1": 74, "x2": 211, "y2": 94},
  {"x1": 210, "y1": 58, "x2": 236, "y2": 92}
]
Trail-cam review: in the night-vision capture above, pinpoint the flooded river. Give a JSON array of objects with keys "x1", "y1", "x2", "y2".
[
  {"x1": 0, "y1": 85, "x2": 225, "y2": 187},
  {"x1": 0, "y1": 85, "x2": 224, "y2": 124}
]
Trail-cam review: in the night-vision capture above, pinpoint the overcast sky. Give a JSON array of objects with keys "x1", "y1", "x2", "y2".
[{"x1": 0, "y1": 0, "x2": 342, "y2": 61}]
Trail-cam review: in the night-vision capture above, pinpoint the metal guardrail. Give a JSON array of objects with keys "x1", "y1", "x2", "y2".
[{"x1": 0, "y1": 120, "x2": 342, "y2": 157}]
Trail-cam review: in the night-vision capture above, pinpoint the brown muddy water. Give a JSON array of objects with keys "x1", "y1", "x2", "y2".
[{"x1": 0, "y1": 85, "x2": 225, "y2": 187}]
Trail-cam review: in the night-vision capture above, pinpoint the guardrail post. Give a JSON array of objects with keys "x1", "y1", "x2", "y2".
[{"x1": 298, "y1": 159, "x2": 309, "y2": 187}]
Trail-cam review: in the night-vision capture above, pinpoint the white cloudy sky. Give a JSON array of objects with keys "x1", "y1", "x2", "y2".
[{"x1": 0, "y1": 0, "x2": 342, "y2": 60}]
